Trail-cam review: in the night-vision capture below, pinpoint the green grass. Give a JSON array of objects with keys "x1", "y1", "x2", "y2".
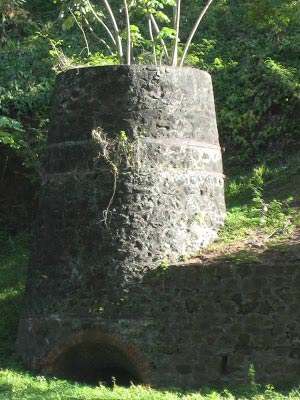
[
  {"x1": 0, "y1": 233, "x2": 300, "y2": 399},
  {"x1": 0, "y1": 231, "x2": 30, "y2": 366},
  {"x1": 1, "y1": 368, "x2": 300, "y2": 400},
  {"x1": 0, "y1": 155, "x2": 300, "y2": 399},
  {"x1": 218, "y1": 158, "x2": 300, "y2": 244}
]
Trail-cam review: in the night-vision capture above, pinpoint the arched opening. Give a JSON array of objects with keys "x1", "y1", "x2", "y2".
[{"x1": 43, "y1": 331, "x2": 150, "y2": 387}]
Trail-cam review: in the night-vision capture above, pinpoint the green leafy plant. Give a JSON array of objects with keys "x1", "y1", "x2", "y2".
[
  {"x1": 0, "y1": 231, "x2": 30, "y2": 364},
  {"x1": 160, "y1": 259, "x2": 170, "y2": 271},
  {"x1": 0, "y1": 27, "x2": 54, "y2": 184},
  {"x1": 0, "y1": 0, "x2": 27, "y2": 39},
  {"x1": 0, "y1": 116, "x2": 25, "y2": 149},
  {"x1": 54, "y1": 0, "x2": 215, "y2": 67},
  {"x1": 0, "y1": 116, "x2": 46, "y2": 182},
  {"x1": 248, "y1": 363, "x2": 259, "y2": 394},
  {"x1": 220, "y1": 162, "x2": 299, "y2": 244}
]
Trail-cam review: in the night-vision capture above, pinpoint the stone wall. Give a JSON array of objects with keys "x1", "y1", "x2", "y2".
[
  {"x1": 17, "y1": 65, "x2": 300, "y2": 388},
  {"x1": 18, "y1": 251, "x2": 300, "y2": 387}
]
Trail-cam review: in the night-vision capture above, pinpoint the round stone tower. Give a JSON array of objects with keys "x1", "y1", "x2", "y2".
[{"x1": 17, "y1": 65, "x2": 225, "y2": 386}]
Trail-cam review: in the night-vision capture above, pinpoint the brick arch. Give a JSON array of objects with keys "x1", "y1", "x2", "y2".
[{"x1": 40, "y1": 330, "x2": 152, "y2": 385}]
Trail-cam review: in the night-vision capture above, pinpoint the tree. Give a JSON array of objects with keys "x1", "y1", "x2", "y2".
[{"x1": 56, "y1": 0, "x2": 215, "y2": 66}]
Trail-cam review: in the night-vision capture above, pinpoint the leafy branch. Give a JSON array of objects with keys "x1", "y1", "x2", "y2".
[{"x1": 59, "y1": 0, "x2": 215, "y2": 67}]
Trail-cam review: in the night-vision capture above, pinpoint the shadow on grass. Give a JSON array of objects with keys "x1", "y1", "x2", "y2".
[
  {"x1": 1, "y1": 231, "x2": 300, "y2": 397},
  {"x1": 0, "y1": 231, "x2": 29, "y2": 369},
  {"x1": 224, "y1": 155, "x2": 300, "y2": 209}
]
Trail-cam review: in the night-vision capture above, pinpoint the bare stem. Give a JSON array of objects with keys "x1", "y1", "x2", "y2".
[
  {"x1": 150, "y1": 14, "x2": 169, "y2": 61},
  {"x1": 86, "y1": 0, "x2": 116, "y2": 46},
  {"x1": 172, "y1": 0, "x2": 181, "y2": 67},
  {"x1": 102, "y1": 0, "x2": 123, "y2": 63},
  {"x1": 179, "y1": 0, "x2": 214, "y2": 67},
  {"x1": 102, "y1": 167, "x2": 117, "y2": 227},
  {"x1": 148, "y1": 17, "x2": 157, "y2": 65},
  {"x1": 83, "y1": 16, "x2": 114, "y2": 54},
  {"x1": 123, "y1": 0, "x2": 131, "y2": 65},
  {"x1": 69, "y1": 8, "x2": 90, "y2": 56}
]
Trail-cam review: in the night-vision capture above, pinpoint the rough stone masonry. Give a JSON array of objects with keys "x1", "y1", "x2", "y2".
[
  {"x1": 17, "y1": 66, "x2": 300, "y2": 388},
  {"x1": 17, "y1": 65, "x2": 225, "y2": 320}
]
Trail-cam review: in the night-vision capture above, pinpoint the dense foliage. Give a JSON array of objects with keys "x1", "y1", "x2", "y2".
[{"x1": 0, "y1": 0, "x2": 299, "y2": 229}]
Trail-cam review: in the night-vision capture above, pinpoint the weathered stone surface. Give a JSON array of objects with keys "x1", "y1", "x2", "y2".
[
  {"x1": 40, "y1": 66, "x2": 225, "y2": 271},
  {"x1": 48, "y1": 66, "x2": 220, "y2": 144},
  {"x1": 21, "y1": 66, "x2": 300, "y2": 388},
  {"x1": 17, "y1": 259, "x2": 300, "y2": 387}
]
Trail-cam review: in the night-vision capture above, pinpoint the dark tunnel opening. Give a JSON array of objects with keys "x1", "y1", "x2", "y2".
[{"x1": 50, "y1": 341, "x2": 142, "y2": 387}]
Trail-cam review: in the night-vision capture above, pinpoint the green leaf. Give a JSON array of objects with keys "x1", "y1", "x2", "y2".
[
  {"x1": 0, "y1": 116, "x2": 24, "y2": 132},
  {"x1": 0, "y1": 117, "x2": 10, "y2": 128},
  {"x1": 155, "y1": 11, "x2": 170, "y2": 23},
  {"x1": 62, "y1": 15, "x2": 76, "y2": 31},
  {"x1": 157, "y1": 27, "x2": 176, "y2": 40},
  {"x1": 0, "y1": 133, "x2": 15, "y2": 145}
]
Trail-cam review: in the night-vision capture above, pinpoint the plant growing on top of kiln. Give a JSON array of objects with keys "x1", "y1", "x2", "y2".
[{"x1": 54, "y1": 0, "x2": 214, "y2": 67}]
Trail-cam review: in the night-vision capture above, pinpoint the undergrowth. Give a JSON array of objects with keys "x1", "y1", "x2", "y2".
[
  {"x1": 0, "y1": 231, "x2": 30, "y2": 366},
  {"x1": 218, "y1": 158, "x2": 300, "y2": 245}
]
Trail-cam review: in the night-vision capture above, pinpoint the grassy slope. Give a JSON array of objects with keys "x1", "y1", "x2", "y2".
[
  {"x1": 197, "y1": 155, "x2": 300, "y2": 263},
  {"x1": 0, "y1": 156, "x2": 299, "y2": 399}
]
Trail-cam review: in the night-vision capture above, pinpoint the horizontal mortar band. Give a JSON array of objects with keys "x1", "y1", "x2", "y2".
[
  {"x1": 47, "y1": 139, "x2": 221, "y2": 151},
  {"x1": 141, "y1": 137, "x2": 221, "y2": 150},
  {"x1": 44, "y1": 169, "x2": 225, "y2": 179},
  {"x1": 47, "y1": 140, "x2": 91, "y2": 149}
]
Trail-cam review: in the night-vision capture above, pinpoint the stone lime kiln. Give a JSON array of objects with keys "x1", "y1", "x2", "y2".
[{"x1": 17, "y1": 66, "x2": 226, "y2": 386}]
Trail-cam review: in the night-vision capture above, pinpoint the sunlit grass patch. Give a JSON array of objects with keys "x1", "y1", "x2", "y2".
[
  {"x1": 1, "y1": 368, "x2": 300, "y2": 400},
  {"x1": 220, "y1": 159, "x2": 300, "y2": 245}
]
